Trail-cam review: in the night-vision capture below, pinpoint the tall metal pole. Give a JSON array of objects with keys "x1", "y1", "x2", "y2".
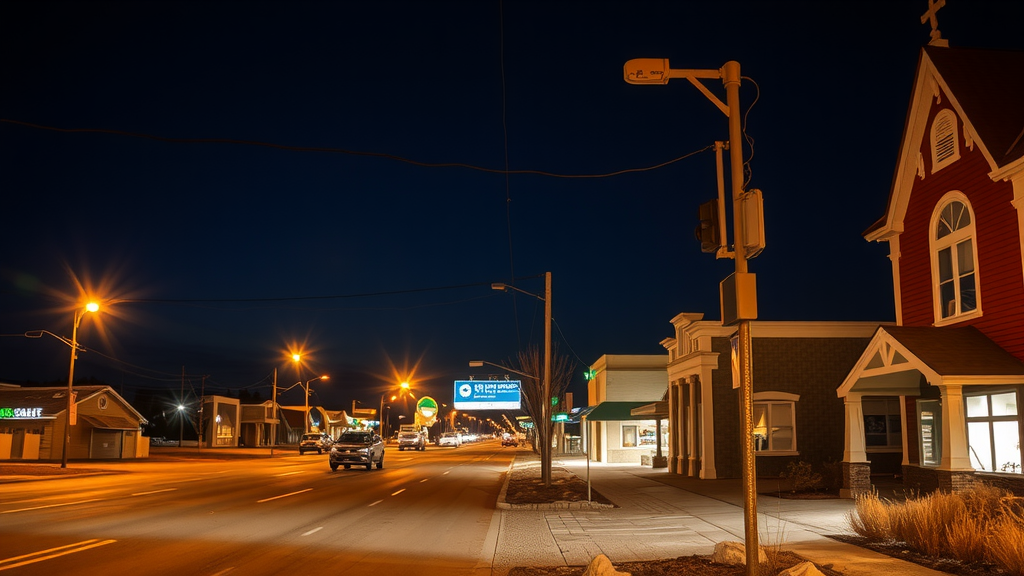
[
  {"x1": 724, "y1": 60, "x2": 759, "y2": 576},
  {"x1": 271, "y1": 368, "x2": 277, "y2": 456},
  {"x1": 304, "y1": 379, "x2": 309, "y2": 434},
  {"x1": 61, "y1": 309, "x2": 82, "y2": 469},
  {"x1": 542, "y1": 271, "x2": 552, "y2": 487}
]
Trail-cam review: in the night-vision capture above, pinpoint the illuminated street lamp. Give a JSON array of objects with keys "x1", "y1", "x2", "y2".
[
  {"x1": 62, "y1": 301, "x2": 99, "y2": 469},
  {"x1": 380, "y1": 381, "x2": 412, "y2": 438},
  {"x1": 624, "y1": 57, "x2": 760, "y2": 574},
  {"x1": 490, "y1": 272, "x2": 552, "y2": 486},
  {"x1": 301, "y1": 375, "x2": 328, "y2": 434},
  {"x1": 177, "y1": 404, "x2": 185, "y2": 447}
]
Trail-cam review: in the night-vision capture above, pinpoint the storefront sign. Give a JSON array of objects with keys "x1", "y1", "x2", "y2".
[{"x1": 0, "y1": 407, "x2": 44, "y2": 419}]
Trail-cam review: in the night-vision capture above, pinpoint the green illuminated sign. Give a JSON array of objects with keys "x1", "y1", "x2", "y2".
[
  {"x1": 552, "y1": 412, "x2": 568, "y2": 422},
  {"x1": 0, "y1": 407, "x2": 44, "y2": 419}
]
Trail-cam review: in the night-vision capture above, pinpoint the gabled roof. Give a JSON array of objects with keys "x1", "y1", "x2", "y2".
[
  {"x1": 925, "y1": 46, "x2": 1024, "y2": 166},
  {"x1": 864, "y1": 46, "x2": 1024, "y2": 240},
  {"x1": 838, "y1": 326, "x2": 1024, "y2": 397},
  {"x1": 0, "y1": 385, "x2": 146, "y2": 423}
]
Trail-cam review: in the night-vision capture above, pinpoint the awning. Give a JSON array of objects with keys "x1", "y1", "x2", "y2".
[
  {"x1": 79, "y1": 415, "x2": 140, "y2": 430},
  {"x1": 630, "y1": 401, "x2": 669, "y2": 418},
  {"x1": 583, "y1": 401, "x2": 659, "y2": 422}
]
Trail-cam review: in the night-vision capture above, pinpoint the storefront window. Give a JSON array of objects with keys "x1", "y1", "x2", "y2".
[
  {"x1": 863, "y1": 397, "x2": 902, "y2": 449},
  {"x1": 622, "y1": 425, "x2": 637, "y2": 448},
  {"x1": 753, "y1": 401, "x2": 795, "y2": 453},
  {"x1": 918, "y1": 399, "x2": 941, "y2": 466},
  {"x1": 966, "y1": 390, "x2": 1021, "y2": 474}
]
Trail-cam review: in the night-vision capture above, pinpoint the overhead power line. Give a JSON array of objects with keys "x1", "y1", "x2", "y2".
[{"x1": 0, "y1": 118, "x2": 713, "y2": 179}]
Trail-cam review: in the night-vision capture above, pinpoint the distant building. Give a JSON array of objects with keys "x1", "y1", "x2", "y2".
[
  {"x1": 839, "y1": 43, "x2": 1024, "y2": 496},
  {"x1": 583, "y1": 354, "x2": 668, "y2": 465},
  {"x1": 0, "y1": 384, "x2": 148, "y2": 461}
]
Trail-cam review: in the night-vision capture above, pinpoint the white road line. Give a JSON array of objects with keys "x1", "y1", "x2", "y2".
[
  {"x1": 0, "y1": 539, "x2": 116, "y2": 571},
  {"x1": 302, "y1": 527, "x2": 323, "y2": 536},
  {"x1": 419, "y1": 478, "x2": 429, "y2": 483},
  {"x1": 257, "y1": 488, "x2": 313, "y2": 503},
  {"x1": 368, "y1": 499, "x2": 384, "y2": 507},
  {"x1": 132, "y1": 488, "x2": 178, "y2": 496},
  {"x1": 443, "y1": 471, "x2": 451, "y2": 475},
  {"x1": 209, "y1": 569, "x2": 235, "y2": 576},
  {"x1": 275, "y1": 471, "x2": 303, "y2": 477},
  {"x1": 391, "y1": 489, "x2": 406, "y2": 496},
  {"x1": 0, "y1": 498, "x2": 102, "y2": 514}
]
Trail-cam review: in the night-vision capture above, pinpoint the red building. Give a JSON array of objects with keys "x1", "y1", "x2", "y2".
[{"x1": 839, "y1": 38, "x2": 1024, "y2": 495}]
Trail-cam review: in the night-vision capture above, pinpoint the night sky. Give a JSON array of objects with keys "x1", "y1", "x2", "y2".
[{"x1": 2, "y1": 1, "x2": 1023, "y2": 416}]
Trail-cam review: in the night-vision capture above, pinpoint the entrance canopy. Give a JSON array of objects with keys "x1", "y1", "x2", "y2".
[
  {"x1": 584, "y1": 401, "x2": 658, "y2": 421},
  {"x1": 839, "y1": 325, "x2": 1024, "y2": 397}
]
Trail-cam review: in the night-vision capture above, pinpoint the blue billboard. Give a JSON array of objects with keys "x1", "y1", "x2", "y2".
[{"x1": 453, "y1": 380, "x2": 521, "y2": 410}]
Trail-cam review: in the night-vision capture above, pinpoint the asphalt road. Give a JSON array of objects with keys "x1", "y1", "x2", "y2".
[{"x1": 0, "y1": 440, "x2": 514, "y2": 575}]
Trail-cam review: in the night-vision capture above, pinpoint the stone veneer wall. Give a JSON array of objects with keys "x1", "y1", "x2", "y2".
[{"x1": 841, "y1": 462, "x2": 872, "y2": 498}]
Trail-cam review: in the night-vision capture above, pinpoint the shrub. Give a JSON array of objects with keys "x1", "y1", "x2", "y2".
[{"x1": 780, "y1": 461, "x2": 822, "y2": 493}]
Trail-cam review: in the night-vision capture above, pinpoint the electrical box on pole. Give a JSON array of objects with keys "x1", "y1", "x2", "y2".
[{"x1": 741, "y1": 189, "x2": 766, "y2": 259}]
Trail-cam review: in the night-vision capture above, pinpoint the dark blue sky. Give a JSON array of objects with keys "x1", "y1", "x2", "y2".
[{"x1": 2, "y1": 1, "x2": 1023, "y2": 414}]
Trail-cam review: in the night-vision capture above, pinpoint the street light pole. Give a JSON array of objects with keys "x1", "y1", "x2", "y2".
[
  {"x1": 624, "y1": 58, "x2": 760, "y2": 575},
  {"x1": 63, "y1": 302, "x2": 98, "y2": 469}
]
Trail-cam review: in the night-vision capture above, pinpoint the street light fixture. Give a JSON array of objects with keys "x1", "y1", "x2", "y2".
[
  {"x1": 488, "y1": 271, "x2": 553, "y2": 487},
  {"x1": 624, "y1": 57, "x2": 760, "y2": 574},
  {"x1": 62, "y1": 301, "x2": 99, "y2": 469}
]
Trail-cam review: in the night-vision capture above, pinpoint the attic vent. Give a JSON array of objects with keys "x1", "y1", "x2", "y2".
[{"x1": 930, "y1": 109, "x2": 960, "y2": 173}]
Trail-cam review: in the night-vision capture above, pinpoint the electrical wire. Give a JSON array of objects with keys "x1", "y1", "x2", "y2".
[{"x1": 0, "y1": 118, "x2": 714, "y2": 180}]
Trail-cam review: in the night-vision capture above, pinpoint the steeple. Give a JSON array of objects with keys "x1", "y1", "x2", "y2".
[{"x1": 921, "y1": 0, "x2": 949, "y2": 47}]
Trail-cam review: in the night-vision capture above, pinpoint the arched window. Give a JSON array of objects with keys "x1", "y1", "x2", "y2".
[
  {"x1": 930, "y1": 193, "x2": 980, "y2": 323},
  {"x1": 931, "y1": 109, "x2": 960, "y2": 173}
]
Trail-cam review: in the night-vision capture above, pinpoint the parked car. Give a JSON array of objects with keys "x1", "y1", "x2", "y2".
[
  {"x1": 299, "y1": 432, "x2": 333, "y2": 455},
  {"x1": 438, "y1": 432, "x2": 461, "y2": 447},
  {"x1": 329, "y1": 430, "x2": 385, "y2": 470},
  {"x1": 501, "y1": 433, "x2": 518, "y2": 447}
]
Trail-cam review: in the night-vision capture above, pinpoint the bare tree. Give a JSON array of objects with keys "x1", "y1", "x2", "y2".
[{"x1": 512, "y1": 345, "x2": 576, "y2": 487}]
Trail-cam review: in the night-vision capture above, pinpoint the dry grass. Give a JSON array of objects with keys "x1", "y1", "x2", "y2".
[{"x1": 848, "y1": 483, "x2": 1024, "y2": 574}]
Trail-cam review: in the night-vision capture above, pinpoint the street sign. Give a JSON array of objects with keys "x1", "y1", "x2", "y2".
[{"x1": 453, "y1": 380, "x2": 521, "y2": 410}]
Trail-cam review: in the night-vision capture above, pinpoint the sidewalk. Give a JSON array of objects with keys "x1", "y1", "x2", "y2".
[{"x1": 491, "y1": 452, "x2": 946, "y2": 576}]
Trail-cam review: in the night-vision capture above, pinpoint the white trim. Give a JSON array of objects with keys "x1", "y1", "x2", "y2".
[
  {"x1": 753, "y1": 391, "x2": 800, "y2": 402},
  {"x1": 930, "y1": 108, "x2": 960, "y2": 173},
  {"x1": 929, "y1": 191, "x2": 982, "y2": 324}
]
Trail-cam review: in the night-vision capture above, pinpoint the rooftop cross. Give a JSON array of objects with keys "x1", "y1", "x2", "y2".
[{"x1": 920, "y1": 0, "x2": 949, "y2": 47}]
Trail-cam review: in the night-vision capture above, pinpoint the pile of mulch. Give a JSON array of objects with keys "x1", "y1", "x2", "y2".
[
  {"x1": 509, "y1": 552, "x2": 842, "y2": 576},
  {"x1": 503, "y1": 462, "x2": 615, "y2": 506}
]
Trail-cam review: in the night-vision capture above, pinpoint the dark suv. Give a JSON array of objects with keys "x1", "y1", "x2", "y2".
[
  {"x1": 329, "y1": 430, "x2": 385, "y2": 470},
  {"x1": 299, "y1": 432, "x2": 333, "y2": 455}
]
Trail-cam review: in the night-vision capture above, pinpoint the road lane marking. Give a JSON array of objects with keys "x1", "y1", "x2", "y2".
[
  {"x1": 0, "y1": 498, "x2": 102, "y2": 514},
  {"x1": 390, "y1": 489, "x2": 406, "y2": 496},
  {"x1": 132, "y1": 488, "x2": 178, "y2": 496},
  {"x1": 419, "y1": 478, "x2": 429, "y2": 483},
  {"x1": 210, "y1": 569, "x2": 235, "y2": 576},
  {"x1": 257, "y1": 488, "x2": 313, "y2": 503},
  {"x1": 275, "y1": 471, "x2": 303, "y2": 477},
  {"x1": 0, "y1": 539, "x2": 116, "y2": 571},
  {"x1": 443, "y1": 471, "x2": 451, "y2": 475},
  {"x1": 302, "y1": 527, "x2": 323, "y2": 536},
  {"x1": 368, "y1": 499, "x2": 384, "y2": 507}
]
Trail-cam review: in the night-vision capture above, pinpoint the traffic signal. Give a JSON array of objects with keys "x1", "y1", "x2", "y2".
[{"x1": 696, "y1": 198, "x2": 722, "y2": 253}]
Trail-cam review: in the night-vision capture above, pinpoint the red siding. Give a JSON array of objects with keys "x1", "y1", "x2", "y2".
[{"x1": 896, "y1": 100, "x2": 1024, "y2": 361}]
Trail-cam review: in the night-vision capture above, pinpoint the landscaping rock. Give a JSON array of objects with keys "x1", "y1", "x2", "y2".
[
  {"x1": 710, "y1": 541, "x2": 767, "y2": 565},
  {"x1": 582, "y1": 554, "x2": 630, "y2": 576},
  {"x1": 777, "y1": 561, "x2": 825, "y2": 576}
]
